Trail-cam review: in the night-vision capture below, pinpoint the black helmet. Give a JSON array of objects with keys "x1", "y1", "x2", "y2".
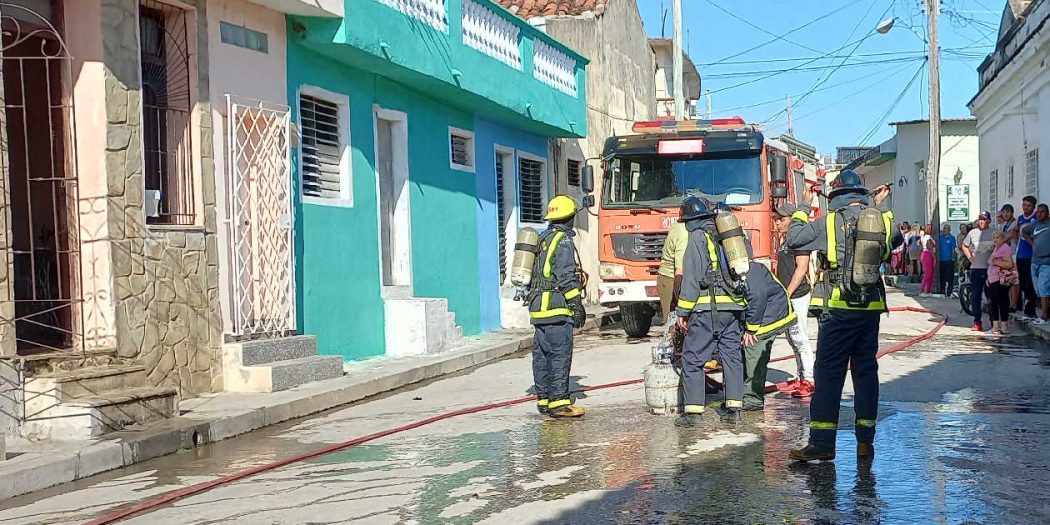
[
  {"x1": 828, "y1": 169, "x2": 868, "y2": 198},
  {"x1": 678, "y1": 196, "x2": 715, "y2": 222}
]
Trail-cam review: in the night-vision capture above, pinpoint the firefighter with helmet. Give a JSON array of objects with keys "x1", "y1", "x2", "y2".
[
  {"x1": 528, "y1": 195, "x2": 586, "y2": 418},
  {"x1": 786, "y1": 170, "x2": 902, "y2": 461},
  {"x1": 674, "y1": 196, "x2": 749, "y2": 427}
]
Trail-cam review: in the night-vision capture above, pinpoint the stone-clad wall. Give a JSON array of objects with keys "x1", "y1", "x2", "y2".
[{"x1": 101, "y1": 0, "x2": 223, "y2": 396}]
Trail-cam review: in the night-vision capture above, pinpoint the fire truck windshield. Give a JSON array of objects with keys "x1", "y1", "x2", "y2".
[{"x1": 602, "y1": 152, "x2": 763, "y2": 208}]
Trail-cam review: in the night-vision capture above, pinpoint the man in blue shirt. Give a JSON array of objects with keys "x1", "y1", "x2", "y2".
[
  {"x1": 1014, "y1": 195, "x2": 1038, "y2": 318},
  {"x1": 938, "y1": 223, "x2": 957, "y2": 297}
]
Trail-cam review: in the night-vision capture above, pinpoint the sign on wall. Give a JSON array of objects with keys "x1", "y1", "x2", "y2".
[{"x1": 946, "y1": 184, "x2": 970, "y2": 221}]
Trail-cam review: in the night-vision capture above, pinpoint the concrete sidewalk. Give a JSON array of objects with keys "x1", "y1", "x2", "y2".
[{"x1": 0, "y1": 308, "x2": 620, "y2": 501}]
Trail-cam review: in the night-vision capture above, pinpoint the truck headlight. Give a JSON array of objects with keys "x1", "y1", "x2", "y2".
[{"x1": 599, "y1": 263, "x2": 627, "y2": 279}]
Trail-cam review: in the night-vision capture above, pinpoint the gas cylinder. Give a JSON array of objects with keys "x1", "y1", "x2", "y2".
[
  {"x1": 853, "y1": 208, "x2": 886, "y2": 286},
  {"x1": 644, "y1": 363, "x2": 681, "y2": 415},
  {"x1": 510, "y1": 227, "x2": 540, "y2": 287},
  {"x1": 715, "y1": 211, "x2": 750, "y2": 277}
]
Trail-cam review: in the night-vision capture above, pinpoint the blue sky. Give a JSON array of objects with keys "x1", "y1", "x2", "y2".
[{"x1": 635, "y1": 0, "x2": 1000, "y2": 156}]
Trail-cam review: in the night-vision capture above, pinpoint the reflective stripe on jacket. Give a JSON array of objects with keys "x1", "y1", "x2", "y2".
[
  {"x1": 676, "y1": 229, "x2": 747, "y2": 315},
  {"x1": 743, "y1": 262, "x2": 796, "y2": 336}
]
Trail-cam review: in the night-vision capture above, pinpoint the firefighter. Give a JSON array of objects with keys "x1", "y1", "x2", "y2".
[
  {"x1": 786, "y1": 170, "x2": 900, "y2": 461},
  {"x1": 741, "y1": 259, "x2": 796, "y2": 411},
  {"x1": 529, "y1": 195, "x2": 586, "y2": 418},
  {"x1": 674, "y1": 198, "x2": 748, "y2": 427}
]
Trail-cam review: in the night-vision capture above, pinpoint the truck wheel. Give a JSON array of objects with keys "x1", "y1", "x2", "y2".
[{"x1": 620, "y1": 303, "x2": 654, "y2": 338}]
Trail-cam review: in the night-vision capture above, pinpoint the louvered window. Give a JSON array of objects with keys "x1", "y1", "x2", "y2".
[
  {"x1": 1027, "y1": 149, "x2": 1039, "y2": 196},
  {"x1": 496, "y1": 155, "x2": 508, "y2": 284},
  {"x1": 989, "y1": 169, "x2": 998, "y2": 212},
  {"x1": 567, "y1": 159, "x2": 581, "y2": 187},
  {"x1": 1007, "y1": 165, "x2": 1015, "y2": 198},
  {"x1": 449, "y1": 128, "x2": 474, "y2": 171},
  {"x1": 299, "y1": 93, "x2": 344, "y2": 200},
  {"x1": 519, "y1": 157, "x2": 545, "y2": 223}
]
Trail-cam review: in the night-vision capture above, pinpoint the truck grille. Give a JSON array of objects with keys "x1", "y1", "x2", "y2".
[{"x1": 612, "y1": 232, "x2": 667, "y2": 262}]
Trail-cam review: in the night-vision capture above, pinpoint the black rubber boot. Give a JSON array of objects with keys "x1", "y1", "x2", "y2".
[
  {"x1": 789, "y1": 443, "x2": 836, "y2": 462},
  {"x1": 674, "y1": 413, "x2": 704, "y2": 427},
  {"x1": 718, "y1": 406, "x2": 743, "y2": 423}
]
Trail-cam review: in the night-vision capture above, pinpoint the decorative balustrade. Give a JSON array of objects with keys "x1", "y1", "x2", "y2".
[
  {"x1": 379, "y1": 0, "x2": 448, "y2": 32},
  {"x1": 462, "y1": 0, "x2": 521, "y2": 70},
  {"x1": 532, "y1": 39, "x2": 577, "y2": 97}
]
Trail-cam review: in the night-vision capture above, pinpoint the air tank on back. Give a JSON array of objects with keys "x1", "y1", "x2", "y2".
[
  {"x1": 853, "y1": 208, "x2": 886, "y2": 286},
  {"x1": 715, "y1": 211, "x2": 751, "y2": 278},
  {"x1": 510, "y1": 228, "x2": 540, "y2": 304}
]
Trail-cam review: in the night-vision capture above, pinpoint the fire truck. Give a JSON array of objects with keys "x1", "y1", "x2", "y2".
[{"x1": 591, "y1": 118, "x2": 824, "y2": 337}]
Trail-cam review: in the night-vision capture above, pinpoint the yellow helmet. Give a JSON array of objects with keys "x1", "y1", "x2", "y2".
[{"x1": 544, "y1": 195, "x2": 578, "y2": 221}]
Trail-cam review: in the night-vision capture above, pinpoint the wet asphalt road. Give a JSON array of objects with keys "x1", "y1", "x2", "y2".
[{"x1": 2, "y1": 298, "x2": 1050, "y2": 524}]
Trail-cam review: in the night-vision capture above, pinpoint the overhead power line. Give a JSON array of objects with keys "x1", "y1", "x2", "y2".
[
  {"x1": 704, "y1": 0, "x2": 858, "y2": 66},
  {"x1": 702, "y1": 0, "x2": 824, "y2": 55},
  {"x1": 699, "y1": 45, "x2": 989, "y2": 66},
  {"x1": 852, "y1": 60, "x2": 927, "y2": 147},
  {"x1": 704, "y1": 55, "x2": 924, "y2": 80}
]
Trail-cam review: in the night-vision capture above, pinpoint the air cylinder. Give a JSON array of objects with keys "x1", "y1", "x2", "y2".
[
  {"x1": 715, "y1": 211, "x2": 750, "y2": 277},
  {"x1": 853, "y1": 208, "x2": 886, "y2": 286},
  {"x1": 510, "y1": 227, "x2": 540, "y2": 287}
]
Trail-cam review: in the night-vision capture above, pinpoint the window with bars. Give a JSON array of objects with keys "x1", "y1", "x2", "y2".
[
  {"x1": 139, "y1": 0, "x2": 195, "y2": 225},
  {"x1": 299, "y1": 92, "x2": 348, "y2": 202},
  {"x1": 519, "y1": 157, "x2": 545, "y2": 223},
  {"x1": 989, "y1": 169, "x2": 998, "y2": 212},
  {"x1": 1027, "y1": 149, "x2": 1040, "y2": 196},
  {"x1": 1007, "y1": 165, "x2": 1015, "y2": 198},
  {"x1": 449, "y1": 128, "x2": 475, "y2": 171},
  {"x1": 496, "y1": 154, "x2": 508, "y2": 284},
  {"x1": 566, "y1": 159, "x2": 581, "y2": 187}
]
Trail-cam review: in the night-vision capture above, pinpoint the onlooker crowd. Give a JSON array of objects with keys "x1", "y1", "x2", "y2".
[{"x1": 886, "y1": 194, "x2": 1050, "y2": 335}]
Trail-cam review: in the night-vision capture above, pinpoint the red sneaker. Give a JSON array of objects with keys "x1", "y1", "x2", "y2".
[
  {"x1": 792, "y1": 380, "x2": 815, "y2": 398},
  {"x1": 777, "y1": 379, "x2": 801, "y2": 393},
  {"x1": 971, "y1": 322, "x2": 983, "y2": 332}
]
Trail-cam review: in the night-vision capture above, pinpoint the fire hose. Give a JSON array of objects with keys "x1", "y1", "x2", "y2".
[{"x1": 84, "y1": 306, "x2": 945, "y2": 525}]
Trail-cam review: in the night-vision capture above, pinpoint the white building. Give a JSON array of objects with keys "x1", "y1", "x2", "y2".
[
  {"x1": 847, "y1": 118, "x2": 981, "y2": 227},
  {"x1": 649, "y1": 38, "x2": 701, "y2": 118},
  {"x1": 969, "y1": 0, "x2": 1048, "y2": 210}
]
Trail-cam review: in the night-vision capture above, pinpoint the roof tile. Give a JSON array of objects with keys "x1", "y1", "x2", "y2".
[{"x1": 492, "y1": 0, "x2": 607, "y2": 19}]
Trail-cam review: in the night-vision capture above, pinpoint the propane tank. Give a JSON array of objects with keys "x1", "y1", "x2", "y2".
[
  {"x1": 645, "y1": 315, "x2": 683, "y2": 415},
  {"x1": 853, "y1": 208, "x2": 886, "y2": 286},
  {"x1": 715, "y1": 211, "x2": 751, "y2": 278},
  {"x1": 510, "y1": 227, "x2": 540, "y2": 287}
]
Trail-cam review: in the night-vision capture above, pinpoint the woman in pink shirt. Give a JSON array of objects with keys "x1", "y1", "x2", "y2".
[
  {"x1": 987, "y1": 231, "x2": 1016, "y2": 335},
  {"x1": 919, "y1": 224, "x2": 936, "y2": 296}
]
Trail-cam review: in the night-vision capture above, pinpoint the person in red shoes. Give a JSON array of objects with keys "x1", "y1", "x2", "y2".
[{"x1": 773, "y1": 204, "x2": 816, "y2": 398}]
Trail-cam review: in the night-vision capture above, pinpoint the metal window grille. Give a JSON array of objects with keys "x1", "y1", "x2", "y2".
[
  {"x1": 496, "y1": 155, "x2": 507, "y2": 284},
  {"x1": 140, "y1": 0, "x2": 195, "y2": 225},
  {"x1": 219, "y1": 21, "x2": 268, "y2": 54},
  {"x1": 566, "y1": 159, "x2": 581, "y2": 187},
  {"x1": 450, "y1": 133, "x2": 473, "y2": 168},
  {"x1": 519, "y1": 158, "x2": 544, "y2": 223},
  {"x1": 299, "y1": 94, "x2": 342, "y2": 199},
  {"x1": 1007, "y1": 165, "x2": 1015, "y2": 198},
  {"x1": 1027, "y1": 149, "x2": 1040, "y2": 196},
  {"x1": 989, "y1": 169, "x2": 998, "y2": 212}
]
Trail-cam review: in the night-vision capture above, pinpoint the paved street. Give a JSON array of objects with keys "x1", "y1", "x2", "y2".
[{"x1": 2, "y1": 291, "x2": 1049, "y2": 524}]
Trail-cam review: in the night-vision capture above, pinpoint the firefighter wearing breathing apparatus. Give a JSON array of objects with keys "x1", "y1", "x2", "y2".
[
  {"x1": 673, "y1": 197, "x2": 750, "y2": 427},
  {"x1": 785, "y1": 170, "x2": 901, "y2": 462},
  {"x1": 527, "y1": 195, "x2": 586, "y2": 418}
]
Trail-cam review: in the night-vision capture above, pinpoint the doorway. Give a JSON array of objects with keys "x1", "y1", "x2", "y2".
[
  {"x1": 373, "y1": 108, "x2": 411, "y2": 294},
  {"x1": 1, "y1": 5, "x2": 81, "y2": 354}
]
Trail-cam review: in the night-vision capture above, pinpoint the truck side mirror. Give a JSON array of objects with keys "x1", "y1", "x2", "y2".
[
  {"x1": 581, "y1": 195, "x2": 595, "y2": 208},
  {"x1": 771, "y1": 187, "x2": 789, "y2": 199},
  {"x1": 582, "y1": 165, "x2": 595, "y2": 194},
  {"x1": 772, "y1": 156, "x2": 788, "y2": 183}
]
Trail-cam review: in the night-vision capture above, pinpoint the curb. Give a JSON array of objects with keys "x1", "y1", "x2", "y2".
[
  {"x1": 1013, "y1": 313, "x2": 1050, "y2": 342},
  {"x1": 0, "y1": 332, "x2": 534, "y2": 501}
]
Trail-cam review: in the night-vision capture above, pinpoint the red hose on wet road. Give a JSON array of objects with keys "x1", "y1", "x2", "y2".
[{"x1": 84, "y1": 306, "x2": 946, "y2": 525}]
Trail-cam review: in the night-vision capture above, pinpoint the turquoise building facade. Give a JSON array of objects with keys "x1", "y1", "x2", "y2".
[{"x1": 287, "y1": 0, "x2": 587, "y2": 359}]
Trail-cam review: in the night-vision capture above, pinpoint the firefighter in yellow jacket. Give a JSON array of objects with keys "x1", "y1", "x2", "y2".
[{"x1": 529, "y1": 196, "x2": 586, "y2": 418}]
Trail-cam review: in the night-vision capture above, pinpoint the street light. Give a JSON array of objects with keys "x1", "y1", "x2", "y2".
[{"x1": 876, "y1": 18, "x2": 895, "y2": 34}]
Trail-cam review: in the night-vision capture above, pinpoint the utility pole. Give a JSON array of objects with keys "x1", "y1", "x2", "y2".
[
  {"x1": 926, "y1": 0, "x2": 942, "y2": 289},
  {"x1": 705, "y1": 90, "x2": 712, "y2": 119},
  {"x1": 672, "y1": 0, "x2": 685, "y2": 120},
  {"x1": 786, "y1": 95, "x2": 795, "y2": 136}
]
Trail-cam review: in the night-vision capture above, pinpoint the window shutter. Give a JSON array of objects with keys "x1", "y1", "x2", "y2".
[
  {"x1": 519, "y1": 158, "x2": 544, "y2": 223},
  {"x1": 567, "y1": 159, "x2": 581, "y2": 187},
  {"x1": 451, "y1": 134, "x2": 472, "y2": 167},
  {"x1": 989, "y1": 170, "x2": 998, "y2": 212},
  {"x1": 1027, "y1": 149, "x2": 1039, "y2": 196},
  {"x1": 496, "y1": 156, "x2": 507, "y2": 284},
  {"x1": 300, "y1": 94, "x2": 342, "y2": 199}
]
